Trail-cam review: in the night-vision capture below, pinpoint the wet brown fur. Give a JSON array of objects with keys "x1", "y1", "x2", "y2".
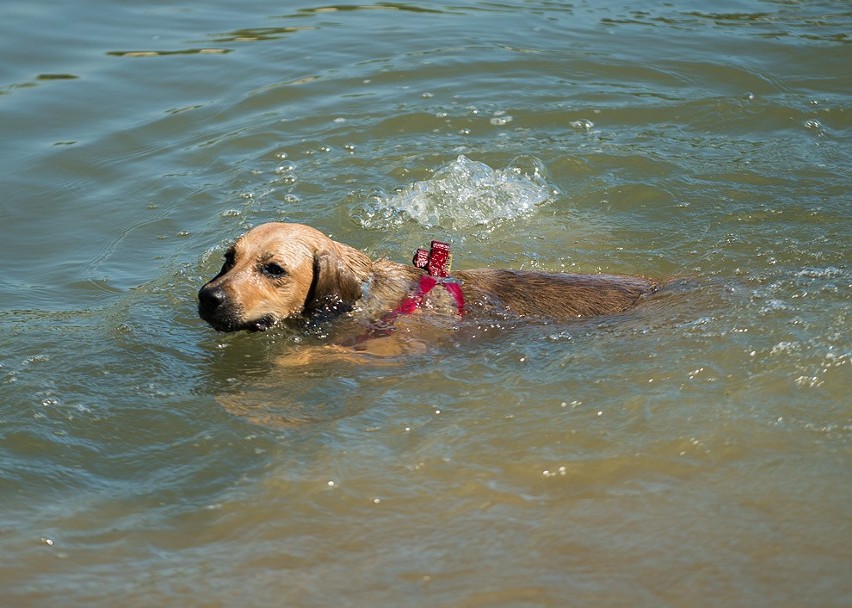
[{"x1": 198, "y1": 222, "x2": 657, "y2": 333}]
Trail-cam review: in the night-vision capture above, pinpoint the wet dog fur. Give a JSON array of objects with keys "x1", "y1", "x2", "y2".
[{"x1": 198, "y1": 222, "x2": 658, "y2": 335}]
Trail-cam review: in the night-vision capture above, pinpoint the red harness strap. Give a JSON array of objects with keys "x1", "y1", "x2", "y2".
[{"x1": 393, "y1": 275, "x2": 465, "y2": 317}]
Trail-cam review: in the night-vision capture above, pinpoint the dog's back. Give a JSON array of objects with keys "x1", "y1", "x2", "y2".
[{"x1": 456, "y1": 269, "x2": 656, "y2": 319}]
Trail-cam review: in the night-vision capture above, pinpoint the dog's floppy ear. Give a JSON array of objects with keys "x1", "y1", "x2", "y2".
[{"x1": 304, "y1": 242, "x2": 371, "y2": 314}]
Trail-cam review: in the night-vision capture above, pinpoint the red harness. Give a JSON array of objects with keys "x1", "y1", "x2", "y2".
[
  {"x1": 343, "y1": 241, "x2": 464, "y2": 347},
  {"x1": 395, "y1": 240, "x2": 465, "y2": 317}
]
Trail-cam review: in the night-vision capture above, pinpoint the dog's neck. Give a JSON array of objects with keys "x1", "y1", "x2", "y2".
[
  {"x1": 303, "y1": 239, "x2": 421, "y2": 321},
  {"x1": 358, "y1": 258, "x2": 423, "y2": 317}
]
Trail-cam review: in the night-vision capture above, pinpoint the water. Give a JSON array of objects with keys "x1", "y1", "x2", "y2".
[
  {"x1": 350, "y1": 154, "x2": 559, "y2": 229},
  {"x1": 1, "y1": 0, "x2": 850, "y2": 606}
]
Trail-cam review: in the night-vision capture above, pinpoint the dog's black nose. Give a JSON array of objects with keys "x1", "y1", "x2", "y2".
[{"x1": 198, "y1": 285, "x2": 226, "y2": 315}]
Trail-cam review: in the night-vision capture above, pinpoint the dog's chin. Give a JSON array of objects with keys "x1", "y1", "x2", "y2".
[{"x1": 200, "y1": 310, "x2": 277, "y2": 333}]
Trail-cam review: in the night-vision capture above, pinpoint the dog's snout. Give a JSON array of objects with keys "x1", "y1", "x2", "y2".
[{"x1": 198, "y1": 285, "x2": 226, "y2": 313}]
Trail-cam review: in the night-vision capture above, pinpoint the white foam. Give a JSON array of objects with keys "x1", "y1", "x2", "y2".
[{"x1": 350, "y1": 155, "x2": 558, "y2": 230}]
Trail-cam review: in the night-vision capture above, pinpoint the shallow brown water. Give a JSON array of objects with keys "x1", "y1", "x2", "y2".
[{"x1": 1, "y1": 0, "x2": 850, "y2": 606}]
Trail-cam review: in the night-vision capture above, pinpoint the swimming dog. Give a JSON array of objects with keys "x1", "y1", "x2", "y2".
[{"x1": 198, "y1": 222, "x2": 657, "y2": 334}]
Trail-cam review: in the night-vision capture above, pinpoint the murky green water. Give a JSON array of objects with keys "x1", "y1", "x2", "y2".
[{"x1": 2, "y1": 1, "x2": 850, "y2": 606}]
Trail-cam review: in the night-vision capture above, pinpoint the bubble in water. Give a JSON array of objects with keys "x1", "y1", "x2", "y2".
[
  {"x1": 490, "y1": 111, "x2": 513, "y2": 126},
  {"x1": 349, "y1": 155, "x2": 558, "y2": 230},
  {"x1": 569, "y1": 119, "x2": 594, "y2": 132},
  {"x1": 490, "y1": 115, "x2": 513, "y2": 126}
]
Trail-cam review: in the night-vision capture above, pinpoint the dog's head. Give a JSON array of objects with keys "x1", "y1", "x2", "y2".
[{"x1": 198, "y1": 223, "x2": 371, "y2": 332}]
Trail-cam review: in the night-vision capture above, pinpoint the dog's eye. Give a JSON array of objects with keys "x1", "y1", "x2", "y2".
[
  {"x1": 261, "y1": 262, "x2": 286, "y2": 279},
  {"x1": 219, "y1": 250, "x2": 235, "y2": 274}
]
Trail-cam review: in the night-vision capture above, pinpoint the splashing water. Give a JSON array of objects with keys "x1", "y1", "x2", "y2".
[{"x1": 350, "y1": 155, "x2": 559, "y2": 230}]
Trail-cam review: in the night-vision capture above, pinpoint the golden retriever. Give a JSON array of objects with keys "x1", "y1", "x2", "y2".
[{"x1": 198, "y1": 222, "x2": 657, "y2": 336}]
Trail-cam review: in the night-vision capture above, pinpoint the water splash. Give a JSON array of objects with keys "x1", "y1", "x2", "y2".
[{"x1": 350, "y1": 155, "x2": 559, "y2": 230}]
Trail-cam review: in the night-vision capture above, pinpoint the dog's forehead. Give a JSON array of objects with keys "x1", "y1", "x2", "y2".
[{"x1": 233, "y1": 223, "x2": 314, "y2": 261}]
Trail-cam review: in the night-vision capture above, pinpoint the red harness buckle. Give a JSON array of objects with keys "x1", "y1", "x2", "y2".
[{"x1": 413, "y1": 240, "x2": 453, "y2": 277}]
